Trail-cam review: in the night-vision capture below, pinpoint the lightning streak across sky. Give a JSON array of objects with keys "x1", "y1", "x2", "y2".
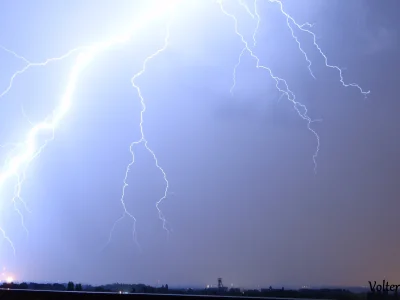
[
  {"x1": 226, "y1": 0, "x2": 368, "y2": 171},
  {"x1": 223, "y1": 0, "x2": 322, "y2": 172},
  {"x1": 0, "y1": 0, "x2": 368, "y2": 255},
  {"x1": 106, "y1": 21, "x2": 172, "y2": 248}
]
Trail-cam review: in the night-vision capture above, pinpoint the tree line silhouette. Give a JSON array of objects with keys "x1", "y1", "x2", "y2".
[{"x1": 0, "y1": 280, "x2": 374, "y2": 300}]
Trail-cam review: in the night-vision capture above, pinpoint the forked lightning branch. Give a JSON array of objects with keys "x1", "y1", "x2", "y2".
[{"x1": 0, "y1": 0, "x2": 369, "y2": 255}]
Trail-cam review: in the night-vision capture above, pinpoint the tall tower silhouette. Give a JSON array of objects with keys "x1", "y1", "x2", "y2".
[{"x1": 218, "y1": 278, "x2": 223, "y2": 289}]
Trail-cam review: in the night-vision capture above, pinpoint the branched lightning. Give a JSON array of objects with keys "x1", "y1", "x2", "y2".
[
  {"x1": 226, "y1": 0, "x2": 369, "y2": 172},
  {"x1": 238, "y1": 0, "x2": 255, "y2": 19},
  {"x1": 280, "y1": 8, "x2": 316, "y2": 79},
  {"x1": 0, "y1": 0, "x2": 368, "y2": 255},
  {"x1": 269, "y1": 0, "x2": 370, "y2": 95},
  {"x1": 106, "y1": 22, "x2": 172, "y2": 247},
  {"x1": 220, "y1": 0, "x2": 320, "y2": 171},
  {"x1": 0, "y1": 45, "x2": 30, "y2": 64},
  {"x1": 0, "y1": 48, "x2": 83, "y2": 99},
  {"x1": 0, "y1": 2, "x2": 177, "y2": 253}
]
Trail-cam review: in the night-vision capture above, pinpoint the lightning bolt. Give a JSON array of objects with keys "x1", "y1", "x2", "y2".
[
  {"x1": 0, "y1": 228, "x2": 15, "y2": 256},
  {"x1": 221, "y1": 0, "x2": 321, "y2": 171},
  {"x1": 269, "y1": 0, "x2": 370, "y2": 95},
  {"x1": 238, "y1": 0, "x2": 255, "y2": 19},
  {"x1": 253, "y1": 0, "x2": 261, "y2": 47},
  {"x1": 0, "y1": 45, "x2": 30, "y2": 65},
  {"x1": 106, "y1": 22, "x2": 172, "y2": 248},
  {"x1": 226, "y1": 0, "x2": 369, "y2": 172},
  {"x1": 0, "y1": 48, "x2": 82, "y2": 99},
  {"x1": 0, "y1": 0, "x2": 368, "y2": 255},
  {"x1": 0, "y1": 2, "x2": 177, "y2": 253}
]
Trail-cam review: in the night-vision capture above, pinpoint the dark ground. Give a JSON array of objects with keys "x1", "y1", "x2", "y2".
[
  {"x1": 0, "y1": 289, "x2": 395, "y2": 300},
  {"x1": 0, "y1": 282, "x2": 397, "y2": 300}
]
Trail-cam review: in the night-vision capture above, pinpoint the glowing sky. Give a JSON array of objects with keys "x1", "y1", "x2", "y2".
[{"x1": 0, "y1": 0, "x2": 399, "y2": 288}]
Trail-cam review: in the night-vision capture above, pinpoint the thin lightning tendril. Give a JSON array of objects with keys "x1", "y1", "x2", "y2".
[
  {"x1": 0, "y1": 228, "x2": 14, "y2": 255},
  {"x1": 106, "y1": 22, "x2": 172, "y2": 248},
  {"x1": 131, "y1": 26, "x2": 171, "y2": 237},
  {"x1": 11, "y1": 173, "x2": 29, "y2": 236},
  {"x1": 0, "y1": 0, "x2": 368, "y2": 254},
  {"x1": 220, "y1": 0, "x2": 320, "y2": 171},
  {"x1": 0, "y1": 48, "x2": 83, "y2": 99},
  {"x1": 253, "y1": 0, "x2": 261, "y2": 47},
  {"x1": 269, "y1": 0, "x2": 370, "y2": 95},
  {"x1": 281, "y1": 8, "x2": 316, "y2": 79},
  {"x1": 238, "y1": 0, "x2": 255, "y2": 19},
  {"x1": 0, "y1": 45, "x2": 30, "y2": 64},
  {"x1": 230, "y1": 47, "x2": 246, "y2": 96},
  {"x1": 226, "y1": 0, "x2": 369, "y2": 173}
]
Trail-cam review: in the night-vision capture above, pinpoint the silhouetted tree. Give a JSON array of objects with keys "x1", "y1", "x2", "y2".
[
  {"x1": 75, "y1": 283, "x2": 82, "y2": 291},
  {"x1": 53, "y1": 283, "x2": 66, "y2": 291},
  {"x1": 19, "y1": 282, "x2": 28, "y2": 289},
  {"x1": 165, "y1": 284, "x2": 168, "y2": 291},
  {"x1": 67, "y1": 281, "x2": 75, "y2": 291}
]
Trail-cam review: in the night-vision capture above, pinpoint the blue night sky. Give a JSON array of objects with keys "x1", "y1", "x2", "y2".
[{"x1": 0, "y1": 0, "x2": 399, "y2": 288}]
